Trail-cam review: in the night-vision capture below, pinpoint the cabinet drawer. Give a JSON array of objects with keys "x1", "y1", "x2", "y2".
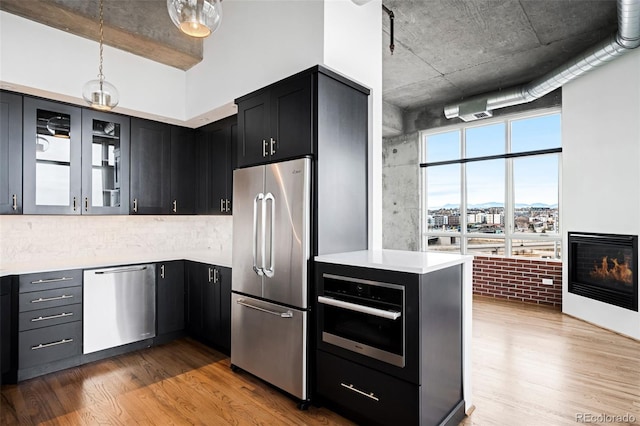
[
  {"x1": 19, "y1": 322, "x2": 82, "y2": 369},
  {"x1": 316, "y1": 350, "x2": 419, "y2": 426},
  {"x1": 19, "y1": 303, "x2": 82, "y2": 331},
  {"x1": 19, "y1": 269, "x2": 82, "y2": 293},
  {"x1": 19, "y1": 286, "x2": 82, "y2": 312}
]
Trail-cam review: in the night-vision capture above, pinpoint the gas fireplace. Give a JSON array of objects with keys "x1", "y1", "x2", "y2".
[{"x1": 568, "y1": 232, "x2": 638, "y2": 311}]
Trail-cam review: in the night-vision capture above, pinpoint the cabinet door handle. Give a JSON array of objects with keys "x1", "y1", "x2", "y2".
[
  {"x1": 12, "y1": 194, "x2": 17, "y2": 211},
  {"x1": 31, "y1": 294, "x2": 74, "y2": 304},
  {"x1": 270, "y1": 138, "x2": 276, "y2": 155},
  {"x1": 340, "y1": 383, "x2": 380, "y2": 402},
  {"x1": 220, "y1": 198, "x2": 225, "y2": 212},
  {"x1": 262, "y1": 139, "x2": 268, "y2": 157},
  {"x1": 226, "y1": 199, "x2": 231, "y2": 212},
  {"x1": 173, "y1": 200, "x2": 177, "y2": 213},
  {"x1": 208, "y1": 267, "x2": 213, "y2": 283},
  {"x1": 30, "y1": 277, "x2": 74, "y2": 285},
  {"x1": 31, "y1": 312, "x2": 73, "y2": 322},
  {"x1": 84, "y1": 197, "x2": 89, "y2": 212},
  {"x1": 31, "y1": 338, "x2": 74, "y2": 350},
  {"x1": 133, "y1": 198, "x2": 138, "y2": 213},
  {"x1": 213, "y1": 268, "x2": 219, "y2": 284},
  {"x1": 160, "y1": 264, "x2": 165, "y2": 279},
  {"x1": 73, "y1": 196, "x2": 77, "y2": 211}
]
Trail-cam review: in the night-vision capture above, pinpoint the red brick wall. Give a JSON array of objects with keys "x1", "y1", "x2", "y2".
[{"x1": 473, "y1": 256, "x2": 563, "y2": 308}]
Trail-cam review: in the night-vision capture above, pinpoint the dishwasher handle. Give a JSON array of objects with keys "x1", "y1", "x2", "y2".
[{"x1": 94, "y1": 266, "x2": 148, "y2": 275}]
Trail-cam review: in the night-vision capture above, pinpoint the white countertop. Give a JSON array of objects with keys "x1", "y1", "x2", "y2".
[
  {"x1": 0, "y1": 250, "x2": 232, "y2": 277},
  {"x1": 315, "y1": 249, "x2": 473, "y2": 274}
]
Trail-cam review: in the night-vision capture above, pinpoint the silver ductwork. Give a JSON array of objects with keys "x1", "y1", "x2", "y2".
[{"x1": 445, "y1": 0, "x2": 640, "y2": 121}]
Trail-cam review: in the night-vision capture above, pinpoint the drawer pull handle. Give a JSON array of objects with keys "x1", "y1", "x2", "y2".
[
  {"x1": 31, "y1": 338, "x2": 74, "y2": 350},
  {"x1": 31, "y1": 312, "x2": 73, "y2": 322},
  {"x1": 340, "y1": 383, "x2": 380, "y2": 402},
  {"x1": 31, "y1": 294, "x2": 74, "y2": 303},
  {"x1": 30, "y1": 277, "x2": 74, "y2": 285}
]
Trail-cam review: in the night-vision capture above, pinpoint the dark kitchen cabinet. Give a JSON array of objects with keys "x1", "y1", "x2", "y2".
[
  {"x1": 16, "y1": 269, "x2": 83, "y2": 381},
  {"x1": 130, "y1": 118, "x2": 196, "y2": 214},
  {"x1": 185, "y1": 261, "x2": 231, "y2": 354},
  {"x1": 23, "y1": 97, "x2": 82, "y2": 214},
  {"x1": 157, "y1": 261, "x2": 185, "y2": 336},
  {"x1": 1, "y1": 276, "x2": 17, "y2": 385},
  {"x1": 171, "y1": 127, "x2": 196, "y2": 214},
  {"x1": 236, "y1": 72, "x2": 312, "y2": 168},
  {"x1": 195, "y1": 115, "x2": 236, "y2": 214},
  {"x1": 0, "y1": 91, "x2": 23, "y2": 214},
  {"x1": 81, "y1": 109, "x2": 130, "y2": 214},
  {"x1": 130, "y1": 118, "x2": 171, "y2": 214}
]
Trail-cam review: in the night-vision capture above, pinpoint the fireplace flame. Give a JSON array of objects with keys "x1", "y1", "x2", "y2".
[{"x1": 590, "y1": 256, "x2": 633, "y2": 284}]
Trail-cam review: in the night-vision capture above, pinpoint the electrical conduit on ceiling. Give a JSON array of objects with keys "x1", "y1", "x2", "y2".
[{"x1": 444, "y1": 0, "x2": 640, "y2": 121}]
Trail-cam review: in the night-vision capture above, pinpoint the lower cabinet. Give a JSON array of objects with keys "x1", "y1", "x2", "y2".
[
  {"x1": 316, "y1": 350, "x2": 419, "y2": 426},
  {"x1": 185, "y1": 261, "x2": 231, "y2": 354},
  {"x1": 16, "y1": 269, "x2": 83, "y2": 381},
  {"x1": 1, "y1": 276, "x2": 16, "y2": 385},
  {"x1": 157, "y1": 261, "x2": 185, "y2": 337}
]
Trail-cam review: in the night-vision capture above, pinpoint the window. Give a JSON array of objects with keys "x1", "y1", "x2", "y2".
[{"x1": 420, "y1": 109, "x2": 561, "y2": 259}]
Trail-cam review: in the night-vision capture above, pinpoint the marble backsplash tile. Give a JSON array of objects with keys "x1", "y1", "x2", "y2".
[{"x1": 0, "y1": 215, "x2": 232, "y2": 267}]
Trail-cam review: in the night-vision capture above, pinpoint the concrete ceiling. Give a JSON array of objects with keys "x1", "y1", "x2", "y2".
[
  {"x1": 382, "y1": 0, "x2": 618, "y2": 115},
  {"x1": 1, "y1": 0, "x2": 620, "y2": 131}
]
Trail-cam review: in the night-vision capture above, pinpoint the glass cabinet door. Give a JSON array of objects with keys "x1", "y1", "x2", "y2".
[
  {"x1": 23, "y1": 98, "x2": 82, "y2": 214},
  {"x1": 81, "y1": 110, "x2": 130, "y2": 214}
]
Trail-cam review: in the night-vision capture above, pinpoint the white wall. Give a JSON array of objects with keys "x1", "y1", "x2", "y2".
[
  {"x1": 0, "y1": 11, "x2": 187, "y2": 124},
  {"x1": 186, "y1": 0, "x2": 325, "y2": 124},
  {"x1": 562, "y1": 47, "x2": 640, "y2": 339}
]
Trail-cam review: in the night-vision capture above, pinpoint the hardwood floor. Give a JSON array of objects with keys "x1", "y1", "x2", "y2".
[
  {"x1": 462, "y1": 297, "x2": 640, "y2": 426},
  {"x1": 2, "y1": 297, "x2": 639, "y2": 425}
]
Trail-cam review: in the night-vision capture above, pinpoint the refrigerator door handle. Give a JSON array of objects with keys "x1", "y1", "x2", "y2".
[
  {"x1": 236, "y1": 298, "x2": 293, "y2": 318},
  {"x1": 263, "y1": 192, "x2": 275, "y2": 278},
  {"x1": 253, "y1": 193, "x2": 265, "y2": 276}
]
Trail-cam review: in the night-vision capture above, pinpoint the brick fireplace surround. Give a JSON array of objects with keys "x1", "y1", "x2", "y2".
[{"x1": 473, "y1": 256, "x2": 563, "y2": 308}]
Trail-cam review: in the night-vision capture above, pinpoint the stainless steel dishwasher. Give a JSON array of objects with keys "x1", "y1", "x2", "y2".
[{"x1": 83, "y1": 264, "x2": 156, "y2": 354}]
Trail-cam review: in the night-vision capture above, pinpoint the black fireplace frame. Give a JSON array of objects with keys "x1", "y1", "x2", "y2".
[{"x1": 568, "y1": 232, "x2": 638, "y2": 312}]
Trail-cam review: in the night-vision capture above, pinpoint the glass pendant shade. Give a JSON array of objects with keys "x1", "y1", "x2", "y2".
[
  {"x1": 82, "y1": 79, "x2": 119, "y2": 111},
  {"x1": 167, "y1": 0, "x2": 223, "y2": 38}
]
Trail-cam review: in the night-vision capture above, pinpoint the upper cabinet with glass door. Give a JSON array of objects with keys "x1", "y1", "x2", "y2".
[
  {"x1": 23, "y1": 98, "x2": 82, "y2": 215},
  {"x1": 81, "y1": 110, "x2": 129, "y2": 214}
]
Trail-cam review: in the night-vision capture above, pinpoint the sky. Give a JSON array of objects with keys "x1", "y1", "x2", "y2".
[{"x1": 425, "y1": 113, "x2": 561, "y2": 210}]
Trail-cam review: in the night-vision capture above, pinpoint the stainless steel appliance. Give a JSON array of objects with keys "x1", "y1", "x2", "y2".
[
  {"x1": 83, "y1": 264, "x2": 156, "y2": 354},
  {"x1": 317, "y1": 273, "x2": 405, "y2": 367},
  {"x1": 231, "y1": 157, "x2": 311, "y2": 402}
]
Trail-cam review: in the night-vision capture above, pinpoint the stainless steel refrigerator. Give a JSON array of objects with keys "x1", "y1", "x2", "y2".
[{"x1": 231, "y1": 157, "x2": 311, "y2": 401}]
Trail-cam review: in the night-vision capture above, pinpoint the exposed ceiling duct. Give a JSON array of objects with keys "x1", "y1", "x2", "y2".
[{"x1": 444, "y1": 0, "x2": 640, "y2": 121}]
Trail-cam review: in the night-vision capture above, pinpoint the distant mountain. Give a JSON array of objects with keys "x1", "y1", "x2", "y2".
[{"x1": 431, "y1": 202, "x2": 558, "y2": 210}]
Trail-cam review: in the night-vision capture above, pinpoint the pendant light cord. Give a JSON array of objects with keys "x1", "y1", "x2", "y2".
[{"x1": 98, "y1": 0, "x2": 105, "y2": 87}]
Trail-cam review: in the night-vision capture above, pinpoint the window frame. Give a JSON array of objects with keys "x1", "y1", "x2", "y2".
[{"x1": 419, "y1": 107, "x2": 562, "y2": 259}]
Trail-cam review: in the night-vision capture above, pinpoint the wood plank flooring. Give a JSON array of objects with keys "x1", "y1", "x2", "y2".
[{"x1": 2, "y1": 297, "x2": 639, "y2": 425}]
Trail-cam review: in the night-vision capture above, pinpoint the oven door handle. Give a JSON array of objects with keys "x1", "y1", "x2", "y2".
[{"x1": 317, "y1": 296, "x2": 401, "y2": 320}]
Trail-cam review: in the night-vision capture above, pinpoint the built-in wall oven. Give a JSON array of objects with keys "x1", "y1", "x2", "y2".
[{"x1": 317, "y1": 273, "x2": 405, "y2": 368}]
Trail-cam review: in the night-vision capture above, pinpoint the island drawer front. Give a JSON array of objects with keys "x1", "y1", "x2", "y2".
[
  {"x1": 18, "y1": 322, "x2": 82, "y2": 369},
  {"x1": 316, "y1": 350, "x2": 418, "y2": 426},
  {"x1": 19, "y1": 286, "x2": 83, "y2": 312},
  {"x1": 19, "y1": 269, "x2": 82, "y2": 293},
  {"x1": 19, "y1": 303, "x2": 82, "y2": 331}
]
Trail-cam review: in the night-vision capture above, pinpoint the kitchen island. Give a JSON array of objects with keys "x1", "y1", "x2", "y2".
[{"x1": 314, "y1": 249, "x2": 473, "y2": 426}]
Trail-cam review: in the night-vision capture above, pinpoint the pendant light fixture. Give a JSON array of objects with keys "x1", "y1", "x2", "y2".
[
  {"x1": 82, "y1": 0, "x2": 119, "y2": 111},
  {"x1": 167, "y1": 0, "x2": 223, "y2": 38}
]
